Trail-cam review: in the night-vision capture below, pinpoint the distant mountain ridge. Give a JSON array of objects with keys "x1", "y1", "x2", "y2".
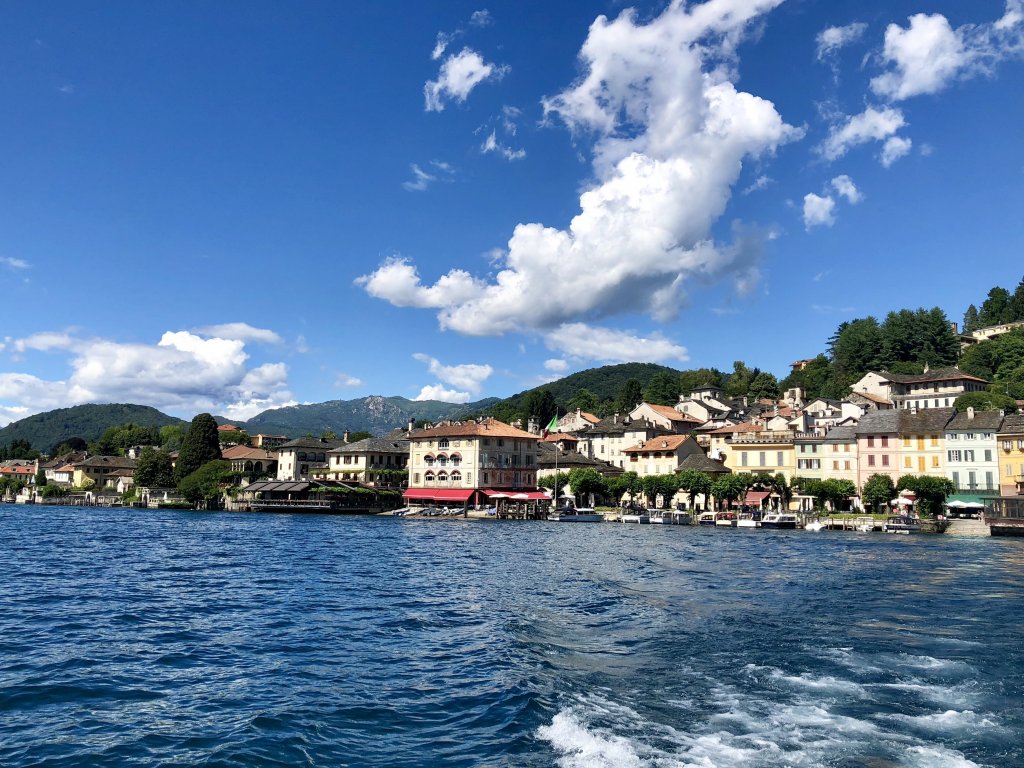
[
  {"x1": 0, "y1": 404, "x2": 187, "y2": 454},
  {"x1": 233, "y1": 395, "x2": 500, "y2": 436}
]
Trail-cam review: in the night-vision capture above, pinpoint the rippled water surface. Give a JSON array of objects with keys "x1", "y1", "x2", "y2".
[{"x1": 2, "y1": 505, "x2": 1023, "y2": 767}]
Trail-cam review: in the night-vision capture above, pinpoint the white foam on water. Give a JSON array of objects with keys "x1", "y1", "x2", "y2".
[
  {"x1": 536, "y1": 709, "x2": 646, "y2": 768},
  {"x1": 890, "y1": 653, "x2": 975, "y2": 675},
  {"x1": 903, "y1": 745, "x2": 982, "y2": 768},
  {"x1": 887, "y1": 709, "x2": 1004, "y2": 733},
  {"x1": 743, "y1": 662, "x2": 870, "y2": 698},
  {"x1": 874, "y1": 680, "x2": 981, "y2": 709}
]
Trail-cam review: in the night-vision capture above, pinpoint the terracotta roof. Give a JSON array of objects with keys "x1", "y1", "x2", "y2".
[
  {"x1": 221, "y1": 445, "x2": 278, "y2": 461},
  {"x1": 411, "y1": 418, "x2": 538, "y2": 441},
  {"x1": 0, "y1": 465, "x2": 34, "y2": 476},
  {"x1": 623, "y1": 435, "x2": 693, "y2": 453},
  {"x1": 217, "y1": 424, "x2": 247, "y2": 432},
  {"x1": 540, "y1": 432, "x2": 578, "y2": 443},
  {"x1": 580, "y1": 412, "x2": 600, "y2": 424},
  {"x1": 645, "y1": 404, "x2": 701, "y2": 423}
]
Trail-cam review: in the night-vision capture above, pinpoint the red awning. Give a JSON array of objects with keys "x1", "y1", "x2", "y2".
[
  {"x1": 403, "y1": 488, "x2": 475, "y2": 501},
  {"x1": 745, "y1": 490, "x2": 771, "y2": 504}
]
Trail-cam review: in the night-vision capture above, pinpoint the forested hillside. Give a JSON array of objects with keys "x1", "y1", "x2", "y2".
[{"x1": 0, "y1": 404, "x2": 185, "y2": 456}]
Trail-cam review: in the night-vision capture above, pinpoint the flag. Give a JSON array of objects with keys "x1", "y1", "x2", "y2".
[{"x1": 542, "y1": 414, "x2": 558, "y2": 437}]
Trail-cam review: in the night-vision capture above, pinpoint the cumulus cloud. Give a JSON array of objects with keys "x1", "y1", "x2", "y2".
[
  {"x1": 193, "y1": 322, "x2": 282, "y2": 344},
  {"x1": 470, "y1": 9, "x2": 493, "y2": 27},
  {"x1": 830, "y1": 174, "x2": 862, "y2": 203},
  {"x1": 363, "y1": 0, "x2": 799, "y2": 339},
  {"x1": 820, "y1": 106, "x2": 907, "y2": 161},
  {"x1": 355, "y1": 257, "x2": 483, "y2": 308},
  {"x1": 881, "y1": 135, "x2": 913, "y2": 167},
  {"x1": 802, "y1": 193, "x2": 836, "y2": 230},
  {"x1": 544, "y1": 358, "x2": 569, "y2": 373},
  {"x1": 546, "y1": 323, "x2": 688, "y2": 364},
  {"x1": 816, "y1": 22, "x2": 868, "y2": 60},
  {"x1": 0, "y1": 256, "x2": 30, "y2": 270},
  {"x1": 413, "y1": 353, "x2": 493, "y2": 394},
  {"x1": 425, "y1": 48, "x2": 507, "y2": 112},
  {"x1": 413, "y1": 384, "x2": 472, "y2": 403},
  {"x1": 0, "y1": 329, "x2": 296, "y2": 423},
  {"x1": 742, "y1": 174, "x2": 772, "y2": 194},
  {"x1": 871, "y1": 6, "x2": 1024, "y2": 101}
]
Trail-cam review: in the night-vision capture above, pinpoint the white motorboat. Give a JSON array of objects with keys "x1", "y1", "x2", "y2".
[
  {"x1": 715, "y1": 512, "x2": 737, "y2": 527},
  {"x1": 737, "y1": 512, "x2": 761, "y2": 528},
  {"x1": 882, "y1": 514, "x2": 920, "y2": 534},
  {"x1": 804, "y1": 519, "x2": 825, "y2": 532},
  {"x1": 650, "y1": 510, "x2": 692, "y2": 525},
  {"x1": 548, "y1": 508, "x2": 603, "y2": 522},
  {"x1": 697, "y1": 511, "x2": 717, "y2": 526},
  {"x1": 761, "y1": 513, "x2": 799, "y2": 529},
  {"x1": 621, "y1": 511, "x2": 651, "y2": 524},
  {"x1": 854, "y1": 516, "x2": 876, "y2": 532}
]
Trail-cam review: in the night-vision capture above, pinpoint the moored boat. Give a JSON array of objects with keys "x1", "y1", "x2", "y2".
[
  {"x1": 621, "y1": 511, "x2": 651, "y2": 524},
  {"x1": 854, "y1": 516, "x2": 877, "y2": 532},
  {"x1": 737, "y1": 512, "x2": 761, "y2": 528},
  {"x1": 882, "y1": 514, "x2": 919, "y2": 534},
  {"x1": 548, "y1": 507, "x2": 604, "y2": 522},
  {"x1": 697, "y1": 511, "x2": 717, "y2": 526},
  {"x1": 715, "y1": 511, "x2": 737, "y2": 527},
  {"x1": 761, "y1": 512, "x2": 799, "y2": 529}
]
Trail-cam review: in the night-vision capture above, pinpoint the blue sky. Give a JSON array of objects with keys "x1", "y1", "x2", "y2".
[{"x1": 1, "y1": 0, "x2": 1023, "y2": 426}]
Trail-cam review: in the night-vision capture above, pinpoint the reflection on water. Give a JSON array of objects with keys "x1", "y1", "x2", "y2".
[{"x1": 1, "y1": 505, "x2": 1022, "y2": 767}]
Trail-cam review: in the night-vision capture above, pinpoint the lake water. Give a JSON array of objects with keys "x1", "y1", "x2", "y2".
[{"x1": 1, "y1": 505, "x2": 1022, "y2": 767}]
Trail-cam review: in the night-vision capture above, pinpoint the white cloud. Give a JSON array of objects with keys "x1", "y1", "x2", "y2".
[
  {"x1": 431, "y1": 32, "x2": 452, "y2": 61},
  {"x1": 545, "y1": 323, "x2": 688, "y2": 364},
  {"x1": 355, "y1": 257, "x2": 483, "y2": 308},
  {"x1": 816, "y1": 22, "x2": 868, "y2": 60},
  {"x1": 470, "y1": 9, "x2": 493, "y2": 28},
  {"x1": 334, "y1": 373, "x2": 364, "y2": 388},
  {"x1": 402, "y1": 163, "x2": 436, "y2": 192},
  {"x1": 544, "y1": 358, "x2": 569, "y2": 373},
  {"x1": 0, "y1": 404, "x2": 30, "y2": 428},
  {"x1": 193, "y1": 322, "x2": 282, "y2": 344},
  {"x1": 870, "y1": 6, "x2": 1024, "y2": 102},
  {"x1": 413, "y1": 353, "x2": 493, "y2": 394},
  {"x1": 425, "y1": 48, "x2": 507, "y2": 112},
  {"x1": 830, "y1": 174, "x2": 862, "y2": 203},
  {"x1": 803, "y1": 193, "x2": 836, "y2": 229},
  {"x1": 742, "y1": 174, "x2": 772, "y2": 194},
  {"x1": 481, "y1": 130, "x2": 526, "y2": 160},
  {"x1": 820, "y1": 106, "x2": 907, "y2": 161},
  {"x1": 413, "y1": 384, "x2": 472, "y2": 403},
  {"x1": 0, "y1": 329, "x2": 296, "y2": 423},
  {"x1": 364, "y1": 0, "x2": 799, "y2": 338},
  {"x1": 881, "y1": 135, "x2": 913, "y2": 167},
  {"x1": 1, "y1": 256, "x2": 30, "y2": 270}
]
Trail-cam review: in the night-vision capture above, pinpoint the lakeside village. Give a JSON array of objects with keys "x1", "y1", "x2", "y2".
[{"x1": 5, "y1": 362, "x2": 1024, "y2": 537}]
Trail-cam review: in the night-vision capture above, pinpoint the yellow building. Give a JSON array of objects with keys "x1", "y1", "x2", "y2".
[
  {"x1": 997, "y1": 415, "x2": 1024, "y2": 496},
  {"x1": 896, "y1": 408, "x2": 954, "y2": 477},
  {"x1": 711, "y1": 423, "x2": 796, "y2": 480}
]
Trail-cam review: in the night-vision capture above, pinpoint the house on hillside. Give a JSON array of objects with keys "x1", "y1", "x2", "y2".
[
  {"x1": 629, "y1": 402, "x2": 703, "y2": 434},
  {"x1": 622, "y1": 434, "x2": 704, "y2": 477},
  {"x1": 275, "y1": 437, "x2": 344, "y2": 481},
  {"x1": 575, "y1": 414, "x2": 667, "y2": 469},
  {"x1": 850, "y1": 367, "x2": 988, "y2": 411},
  {"x1": 945, "y1": 407, "x2": 1004, "y2": 500}
]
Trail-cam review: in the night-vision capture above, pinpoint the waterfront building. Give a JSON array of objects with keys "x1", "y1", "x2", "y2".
[
  {"x1": 997, "y1": 414, "x2": 1024, "y2": 496},
  {"x1": 536, "y1": 441, "x2": 622, "y2": 479},
  {"x1": 575, "y1": 414, "x2": 666, "y2": 469},
  {"x1": 675, "y1": 385, "x2": 733, "y2": 423},
  {"x1": 855, "y1": 411, "x2": 901, "y2": 487},
  {"x1": 794, "y1": 434, "x2": 825, "y2": 480},
  {"x1": 822, "y1": 425, "x2": 860, "y2": 491},
  {"x1": 712, "y1": 422, "x2": 797, "y2": 480},
  {"x1": 319, "y1": 435, "x2": 410, "y2": 488},
  {"x1": 849, "y1": 367, "x2": 989, "y2": 411},
  {"x1": 72, "y1": 455, "x2": 137, "y2": 488},
  {"x1": 252, "y1": 433, "x2": 289, "y2": 449},
  {"x1": 275, "y1": 437, "x2": 344, "y2": 481},
  {"x1": 403, "y1": 418, "x2": 541, "y2": 507},
  {"x1": 221, "y1": 445, "x2": 278, "y2": 482},
  {"x1": 623, "y1": 434, "x2": 704, "y2": 476},
  {"x1": 896, "y1": 407, "x2": 955, "y2": 477},
  {"x1": 944, "y1": 408, "x2": 1004, "y2": 502}
]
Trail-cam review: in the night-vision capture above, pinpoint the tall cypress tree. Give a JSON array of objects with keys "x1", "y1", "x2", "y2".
[{"x1": 174, "y1": 413, "x2": 222, "y2": 483}]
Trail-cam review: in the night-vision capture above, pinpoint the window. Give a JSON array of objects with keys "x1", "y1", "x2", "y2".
[
  {"x1": 777, "y1": 452, "x2": 784, "y2": 466},
  {"x1": 881, "y1": 436, "x2": 889, "y2": 448},
  {"x1": 984, "y1": 449, "x2": 992, "y2": 463},
  {"x1": 867, "y1": 436, "x2": 875, "y2": 448},
  {"x1": 882, "y1": 455, "x2": 890, "y2": 466},
  {"x1": 931, "y1": 435, "x2": 939, "y2": 447},
  {"x1": 868, "y1": 455, "x2": 876, "y2": 467},
  {"x1": 844, "y1": 461, "x2": 851, "y2": 470},
  {"x1": 932, "y1": 456, "x2": 939, "y2": 468},
  {"x1": 759, "y1": 452, "x2": 766, "y2": 467},
  {"x1": 948, "y1": 433, "x2": 957, "y2": 441},
  {"x1": 904, "y1": 456, "x2": 912, "y2": 468},
  {"x1": 966, "y1": 433, "x2": 976, "y2": 441},
  {"x1": 903, "y1": 437, "x2": 911, "y2": 448},
  {"x1": 741, "y1": 452, "x2": 748, "y2": 467},
  {"x1": 833, "y1": 460, "x2": 839, "y2": 470},
  {"x1": 450, "y1": 471, "x2": 461, "y2": 482},
  {"x1": 438, "y1": 439, "x2": 449, "y2": 449},
  {"x1": 425, "y1": 472, "x2": 435, "y2": 482},
  {"x1": 948, "y1": 450, "x2": 961, "y2": 462},
  {"x1": 964, "y1": 450, "x2": 975, "y2": 462},
  {"x1": 1008, "y1": 464, "x2": 1014, "y2": 477},
  {"x1": 952, "y1": 471, "x2": 960, "y2": 486}
]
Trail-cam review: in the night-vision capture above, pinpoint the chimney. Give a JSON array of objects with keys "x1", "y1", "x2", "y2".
[
  {"x1": 527, "y1": 416, "x2": 538, "y2": 433},
  {"x1": 613, "y1": 412, "x2": 619, "y2": 424},
  {"x1": 967, "y1": 407, "x2": 975, "y2": 420},
  {"x1": 343, "y1": 430, "x2": 350, "y2": 443},
  {"x1": 923, "y1": 363, "x2": 930, "y2": 373},
  {"x1": 407, "y1": 418, "x2": 415, "y2": 434}
]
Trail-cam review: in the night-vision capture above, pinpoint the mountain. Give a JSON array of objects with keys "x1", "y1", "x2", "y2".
[
  {"x1": 0, "y1": 404, "x2": 186, "y2": 453},
  {"x1": 235, "y1": 396, "x2": 501, "y2": 437},
  {"x1": 487, "y1": 362, "x2": 684, "y2": 414}
]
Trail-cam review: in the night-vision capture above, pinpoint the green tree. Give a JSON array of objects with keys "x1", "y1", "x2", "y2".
[
  {"x1": 770, "y1": 472, "x2": 793, "y2": 511},
  {"x1": 829, "y1": 317, "x2": 884, "y2": 379},
  {"x1": 779, "y1": 355, "x2": 834, "y2": 400},
  {"x1": 178, "y1": 459, "x2": 232, "y2": 508},
  {"x1": 346, "y1": 431, "x2": 373, "y2": 443},
  {"x1": 963, "y1": 304, "x2": 980, "y2": 333},
  {"x1": 712, "y1": 474, "x2": 748, "y2": 510},
  {"x1": 861, "y1": 473, "x2": 895, "y2": 513},
  {"x1": 978, "y1": 287, "x2": 1012, "y2": 326},
  {"x1": 608, "y1": 471, "x2": 641, "y2": 505},
  {"x1": 643, "y1": 372, "x2": 682, "y2": 406},
  {"x1": 567, "y1": 388, "x2": 601, "y2": 414},
  {"x1": 51, "y1": 436, "x2": 88, "y2": 456},
  {"x1": 568, "y1": 468, "x2": 608, "y2": 507},
  {"x1": 35, "y1": 468, "x2": 47, "y2": 487},
  {"x1": 218, "y1": 430, "x2": 251, "y2": 446},
  {"x1": 174, "y1": 413, "x2": 222, "y2": 484},
  {"x1": 747, "y1": 371, "x2": 780, "y2": 402},
  {"x1": 134, "y1": 447, "x2": 175, "y2": 488},
  {"x1": 676, "y1": 469, "x2": 712, "y2": 510},
  {"x1": 538, "y1": 471, "x2": 570, "y2": 493},
  {"x1": 953, "y1": 391, "x2": 1018, "y2": 413},
  {"x1": 724, "y1": 361, "x2": 755, "y2": 399},
  {"x1": 896, "y1": 474, "x2": 956, "y2": 518},
  {"x1": 160, "y1": 425, "x2": 187, "y2": 452},
  {"x1": 615, "y1": 379, "x2": 644, "y2": 414},
  {"x1": 678, "y1": 368, "x2": 726, "y2": 393},
  {"x1": 522, "y1": 389, "x2": 558, "y2": 426}
]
